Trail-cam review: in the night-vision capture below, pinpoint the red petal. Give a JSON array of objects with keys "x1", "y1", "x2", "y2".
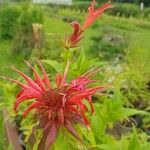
[
  {"x1": 0, "y1": 76, "x2": 42, "y2": 96},
  {"x1": 45, "y1": 122, "x2": 58, "y2": 150},
  {"x1": 38, "y1": 122, "x2": 59, "y2": 150},
  {"x1": 67, "y1": 77, "x2": 95, "y2": 94},
  {"x1": 67, "y1": 87, "x2": 102, "y2": 104},
  {"x1": 82, "y1": 0, "x2": 112, "y2": 30},
  {"x1": 78, "y1": 104, "x2": 90, "y2": 127},
  {"x1": 87, "y1": 96, "x2": 95, "y2": 114},
  {"x1": 22, "y1": 101, "x2": 43, "y2": 118},
  {"x1": 55, "y1": 73, "x2": 63, "y2": 88},
  {"x1": 11, "y1": 67, "x2": 43, "y2": 93},
  {"x1": 65, "y1": 105, "x2": 80, "y2": 114},
  {"x1": 38, "y1": 61, "x2": 51, "y2": 89},
  {"x1": 57, "y1": 108, "x2": 64, "y2": 124},
  {"x1": 64, "y1": 120, "x2": 83, "y2": 142},
  {"x1": 70, "y1": 22, "x2": 81, "y2": 35},
  {"x1": 14, "y1": 90, "x2": 42, "y2": 112},
  {"x1": 68, "y1": 21, "x2": 83, "y2": 48},
  {"x1": 16, "y1": 90, "x2": 25, "y2": 99},
  {"x1": 24, "y1": 61, "x2": 46, "y2": 92}
]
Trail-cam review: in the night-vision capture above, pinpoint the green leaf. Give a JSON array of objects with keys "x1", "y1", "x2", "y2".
[
  {"x1": 0, "y1": 103, "x2": 6, "y2": 110},
  {"x1": 76, "y1": 50, "x2": 85, "y2": 70},
  {"x1": 42, "y1": 60, "x2": 63, "y2": 73},
  {"x1": 80, "y1": 127, "x2": 96, "y2": 147},
  {"x1": 128, "y1": 127, "x2": 139, "y2": 150},
  {"x1": 121, "y1": 108, "x2": 150, "y2": 118},
  {"x1": 91, "y1": 115, "x2": 106, "y2": 137},
  {"x1": 54, "y1": 131, "x2": 69, "y2": 150}
]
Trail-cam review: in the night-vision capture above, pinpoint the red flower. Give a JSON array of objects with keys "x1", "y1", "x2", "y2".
[
  {"x1": 66, "y1": 21, "x2": 83, "y2": 48},
  {"x1": 82, "y1": 0, "x2": 112, "y2": 30},
  {"x1": 66, "y1": 0, "x2": 112, "y2": 48},
  {"x1": 2, "y1": 61, "x2": 105, "y2": 149}
]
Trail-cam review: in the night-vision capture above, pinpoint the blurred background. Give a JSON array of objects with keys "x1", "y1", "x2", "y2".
[{"x1": 0, "y1": 0, "x2": 150, "y2": 150}]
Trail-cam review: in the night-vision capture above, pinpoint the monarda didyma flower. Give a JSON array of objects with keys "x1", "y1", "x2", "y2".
[
  {"x1": 2, "y1": 61, "x2": 105, "y2": 150},
  {"x1": 65, "y1": 0, "x2": 112, "y2": 48}
]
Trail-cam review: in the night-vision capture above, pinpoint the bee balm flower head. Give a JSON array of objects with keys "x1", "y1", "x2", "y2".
[{"x1": 2, "y1": 61, "x2": 105, "y2": 149}]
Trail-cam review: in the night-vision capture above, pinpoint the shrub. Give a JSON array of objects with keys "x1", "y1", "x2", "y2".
[
  {"x1": 12, "y1": 4, "x2": 44, "y2": 59},
  {"x1": 43, "y1": 36, "x2": 61, "y2": 60},
  {"x1": 72, "y1": 1, "x2": 93, "y2": 11},
  {"x1": 107, "y1": 3, "x2": 140, "y2": 18},
  {"x1": 29, "y1": 5, "x2": 44, "y2": 23},
  {"x1": 144, "y1": 8, "x2": 150, "y2": 20},
  {"x1": 0, "y1": 6, "x2": 19, "y2": 40},
  {"x1": 62, "y1": 16, "x2": 77, "y2": 23},
  {"x1": 90, "y1": 27, "x2": 128, "y2": 60}
]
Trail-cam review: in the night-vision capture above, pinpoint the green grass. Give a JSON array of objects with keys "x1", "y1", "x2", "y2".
[
  {"x1": 0, "y1": 41, "x2": 11, "y2": 74},
  {"x1": 0, "y1": 41, "x2": 25, "y2": 77},
  {"x1": 126, "y1": 21, "x2": 150, "y2": 77}
]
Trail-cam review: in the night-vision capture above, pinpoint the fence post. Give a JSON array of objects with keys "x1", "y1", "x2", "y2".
[{"x1": 140, "y1": 2, "x2": 144, "y2": 11}]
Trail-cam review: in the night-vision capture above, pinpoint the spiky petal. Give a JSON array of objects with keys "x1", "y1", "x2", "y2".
[
  {"x1": 82, "y1": 0, "x2": 112, "y2": 30},
  {"x1": 2, "y1": 62, "x2": 105, "y2": 149},
  {"x1": 66, "y1": 0, "x2": 112, "y2": 48}
]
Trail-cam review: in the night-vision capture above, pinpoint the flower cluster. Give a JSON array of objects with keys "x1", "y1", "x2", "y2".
[
  {"x1": 4, "y1": 61, "x2": 105, "y2": 149},
  {"x1": 65, "y1": 0, "x2": 112, "y2": 48}
]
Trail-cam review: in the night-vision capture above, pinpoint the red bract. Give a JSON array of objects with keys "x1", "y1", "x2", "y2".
[
  {"x1": 82, "y1": 0, "x2": 112, "y2": 30},
  {"x1": 66, "y1": 21, "x2": 83, "y2": 48},
  {"x1": 66, "y1": 0, "x2": 112, "y2": 48},
  {"x1": 2, "y1": 62, "x2": 105, "y2": 150}
]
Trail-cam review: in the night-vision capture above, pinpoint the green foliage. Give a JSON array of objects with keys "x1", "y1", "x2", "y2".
[
  {"x1": 135, "y1": 0, "x2": 150, "y2": 6},
  {"x1": 73, "y1": 1, "x2": 91, "y2": 11},
  {"x1": 107, "y1": 3, "x2": 150, "y2": 20},
  {"x1": 0, "y1": 6, "x2": 19, "y2": 40},
  {"x1": 90, "y1": 26, "x2": 128, "y2": 60},
  {"x1": 0, "y1": 112, "x2": 5, "y2": 150},
  {"x1": 108, "y1": 3, "x2": 140, "y2": 18},
  {"x1": 43, "y1": 50, "x2": 105, "y2": 81},
  {"x1": 43, "y1": 36, "x2": 62, "y2": 60},
  {"x1": 0, "y1": 82, "x2": 17, "y2": 112},
  {"x1": 143, "y1": 8, "x2": 150, "y2": 20},
  {"x1": 12, "y1": 4, "x2": 44, "y2": 59},
  {"x1": 67, "y1": 50, "x2": 105, "y2": 79}
]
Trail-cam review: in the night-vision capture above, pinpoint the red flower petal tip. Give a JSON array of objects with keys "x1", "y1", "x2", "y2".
[
  {"x1": 82, "y1": 0, "x2": 113, "y2": 30},
  {"x1": 66, "y1": 0, "x2": 112, "y2": 48},
  {"x1": 4, "y1": 61, "x2": 105, "y2": 149}
]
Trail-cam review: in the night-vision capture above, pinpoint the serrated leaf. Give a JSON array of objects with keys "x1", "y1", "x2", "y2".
[
  {"x1": 128, "y1": 127, "x2": 139, "y2": 150},
  {"x1": 91, "y1": 115, "x2": 106, "y2": 137},
  {"x1": 76, "y1": 50, "x2": 85, "y2": 69},
  {"x1": 42, "y1": 60, "x2": 63, "y2": 73},
  {"x1": 54, "y1": 131, "x2": 69, "y2": 150},
  {"x1": 121, "y1": 108, "x2": 150, "y2": 118}
]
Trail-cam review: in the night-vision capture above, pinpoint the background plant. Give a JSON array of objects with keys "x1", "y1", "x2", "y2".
[
  {"x1": 0, "y1": 5, "x2": 19, "y2": 40},
  {"x1": 12, "y1": 4, "x2": 44, "y2": 59}
]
